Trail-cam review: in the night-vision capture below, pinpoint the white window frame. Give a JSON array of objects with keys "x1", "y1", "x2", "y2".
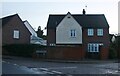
[
  {"x1": 70, "y1": 29, "x2": 76, "y2": 37},
  {"x1": 97, "y1": 29, "x2": 103, "y2": 36},
  {"x1": 88, "y1": 43, "x2": 100, "y2": 52},
  {"x1": 88, "y1": 29, "x2": 94, "y2": 36},
  {"x1": 13, "y1": 30, "x2": 19, "y2": 39},
  {"x1": 50, "y1": 43, "x2": 56, "y2": 46}
]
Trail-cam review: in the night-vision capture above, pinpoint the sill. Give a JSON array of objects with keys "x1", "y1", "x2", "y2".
[
  {"x1": 88, "y1": 35, "x2": 93, "y2": 37},
  {"x1": 97, "y1": 35, "x2": 103, "y2": 37},
  {"x1": 13, "y1": 38, "x2": 19, "y2": 40},
  {"x1": 70, "y1": 37, "x2": 76, "y2": 38}
]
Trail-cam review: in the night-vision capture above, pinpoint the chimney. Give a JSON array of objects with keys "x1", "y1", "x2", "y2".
[{"x1": 82, "y1": 9, "x2": 86, "y2": 15}]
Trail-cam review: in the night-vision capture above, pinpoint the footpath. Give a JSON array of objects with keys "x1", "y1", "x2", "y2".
[{"x1": 2, "y1": 55, "x2": 118, "y2": 64}]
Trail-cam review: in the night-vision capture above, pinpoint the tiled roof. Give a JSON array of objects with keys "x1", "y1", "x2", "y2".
[
  {"x1": 47, "y1": 14, "x2": 109, "y2": 29},
  {"x1": 1, "y1": 14, "x2": 18, "y2": 26}
]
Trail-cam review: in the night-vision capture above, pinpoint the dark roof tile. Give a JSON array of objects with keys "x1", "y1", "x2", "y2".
[
  {"x1": 47, "y1": 14, "x2": 109, "y2": 29},
  {"x1": 1, "y1": 14, "x2": 18, "y2": 26}
]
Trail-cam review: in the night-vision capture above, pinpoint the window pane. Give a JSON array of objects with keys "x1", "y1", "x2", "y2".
[
  {"x1": 95, "y1": 44, "x2": 97, "y2": 52},
  {"x1": 71, "y1": 30, "x2": 72, "y2": 37},
  {"x1": 88, "y1": 43, "x2": 100, "y2": 52},
  {"x1": 73, "y1": 30, "x2": 76, "y2": 36},
  {"x1": 13, "y1": 30, "x2": 19, "y2": 39},
  {"x1": 97, "y1": 29, "x2": 103, "y2": 36},
  {"x1": 88, "y1": 29, "x2": 94, "y2": 36},
  {"x1": 70, "y1": 29, "x2": 76, "y2": 37}
]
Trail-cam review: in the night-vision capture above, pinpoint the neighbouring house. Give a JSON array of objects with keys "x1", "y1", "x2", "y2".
[
  {"x1": 46, "y1": 9, "x2": 110, "y2": 60},
  {"x1": 0, "y1": 26, "x2": 1, "y2": 56},
  {"x1": 23, "y1": 20, "x2": 47, "y2": 46},
  {"x1": 116, "y1": 34, "x2": 120, "y2": 59},
  {"x1": 2, "y1": 14, "x2": 31, "y2": 45}
]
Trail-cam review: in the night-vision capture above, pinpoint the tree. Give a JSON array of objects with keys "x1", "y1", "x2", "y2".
[
  {"x1": 109, "y1": 34, "x2": 117, "y2": 59},
  {"x1": 36, "y1": 26, "x2": 43, "y2": 38}
]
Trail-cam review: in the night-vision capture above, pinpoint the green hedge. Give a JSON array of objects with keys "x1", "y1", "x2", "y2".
[
  {"x1": 2, "y1": 44, "x2": 46, "y2": 57},
  {"x1": 109, "y1": 47, "x2": 117, "y2": 59}
]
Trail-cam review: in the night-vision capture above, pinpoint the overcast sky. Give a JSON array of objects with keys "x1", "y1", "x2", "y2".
[{"x1": 1, "y1": 0, "x2": 119, "y2": 35}]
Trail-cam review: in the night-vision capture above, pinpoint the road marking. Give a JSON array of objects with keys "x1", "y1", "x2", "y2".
[
  {"x1": 40, "y1": 68, "x2": 49, "y2": 71},
  {"x1": 52, "y1": 70, "x2": 62, "y2": 74},
  {"x1": 14, "y1": 64, "x2": 17, "y2": 65},
  {"x1": 48, "y1": 66, "x2": 77, "y2": 69},
  {"x1": 42, "y1": 71, "x2": 54, "y2": 74},
  {"x1": 30, "y1": 67, "x2": 63, "y2": 74},
  {"x1": 31, "y1": 68, "x2": 39, "y2": 71}
]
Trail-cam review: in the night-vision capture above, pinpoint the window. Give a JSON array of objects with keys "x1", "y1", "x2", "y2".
[
  {"x1": 97, "y1": 29, "x2": 103, "y2": 36},
  {"x1": 88, "y1": 29, "x2": 94, "y2": 36},
  {"x1": 70, "y1": 29, "x2": 76, "y2": 37},
  {"x1": 50, "y1": 43, "x2": 56, "y2": 46},
  {"x1": 88, "y1": 43, "x2": 99, "y2": 52},
  {"x1": 13, "y1": 30, "x2": 19, "y2": 39}
]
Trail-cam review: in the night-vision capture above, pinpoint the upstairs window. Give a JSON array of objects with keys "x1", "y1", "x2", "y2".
[
  {"x1": 70, "y1": 29, "x2": 76, "y2": 37},
  {"x1": 88, "y1": 29, "x2": 94, "y2": 36},
  {"x1": 13, "y1": 30, "x2": 19, "y2": 39},
  {"x1": 97, "y1": 29, "x2": 103, "y2": 36}
]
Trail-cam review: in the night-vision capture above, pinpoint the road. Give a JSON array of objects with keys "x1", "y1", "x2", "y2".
[
  {"x1": 2, "y1": 56, "x2": 120, "y2": 75},
  {"x1": 2, "y1": 61, "x2": 48, "y2": 74}
]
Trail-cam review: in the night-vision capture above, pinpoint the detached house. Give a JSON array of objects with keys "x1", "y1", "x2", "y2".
[
  {"x1": 47, "y1": 10, "x2": 110, "y2": 60},
  {"x1": 2, "y1": 14, "x2": 31, "y2": 45}
]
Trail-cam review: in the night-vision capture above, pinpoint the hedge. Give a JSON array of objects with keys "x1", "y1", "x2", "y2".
[{"x1": 2, "y1": 44, "x2": 46, "y2": 57}]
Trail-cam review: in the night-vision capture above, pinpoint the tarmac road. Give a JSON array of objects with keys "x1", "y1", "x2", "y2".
[{"x1": 2, "y1": 56, "x2": 120, "y2": 75}]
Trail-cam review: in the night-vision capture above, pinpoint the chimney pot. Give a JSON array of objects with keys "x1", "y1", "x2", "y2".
[{"x1": 83, "y1": 9, "x2": 86, "y2": 15}]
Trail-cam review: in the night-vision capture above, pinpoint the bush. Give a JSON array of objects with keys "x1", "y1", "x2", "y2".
[
  {"x1": 2, "y1": 44, "x2": 46, "y2": 57},
  {"x1": 109, "y1": 47, "x2": 117, "y2": 59}
]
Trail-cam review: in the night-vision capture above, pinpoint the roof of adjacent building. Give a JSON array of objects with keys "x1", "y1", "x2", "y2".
[
  {"x1": 47, "y1": 13, "x2": 109, "y2": 29},
  {"x1": 1, "y1": 14, "x2": 18, "y2": 26},
  {"x1": 23, "y1": 20, "x2": 37, "y2": 37},
  {"x1": 1, "y1": 14, "x2": 32, "y2": 35}
]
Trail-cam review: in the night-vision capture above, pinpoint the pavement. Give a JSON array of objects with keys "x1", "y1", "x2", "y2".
[{"x1": 2, "y1": 55, "x2": 118, "y2": 64}]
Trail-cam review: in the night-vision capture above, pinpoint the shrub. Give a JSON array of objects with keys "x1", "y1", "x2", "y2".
[
  {"x1": 2, "y1": 44, "x2": 46, "y2": 57},
  {"x1": 109, "y1": 46, "x2": 117, "y2": 59}
]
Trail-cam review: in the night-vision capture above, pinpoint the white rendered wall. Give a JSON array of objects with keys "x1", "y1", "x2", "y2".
[{"x1": 56, "y1": 13, "x2": 82, "y2": 44}]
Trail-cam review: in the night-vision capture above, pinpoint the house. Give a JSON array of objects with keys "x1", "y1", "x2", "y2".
[
  {"x1": 2, "y1": 14, "x2": 31, "y2": 45},
  {"x1": 46, "y1": 10, "x2": 110, "y2": 60},
  {"x1": 23, "y1": 20, "x2": 47, "y2": 46}
]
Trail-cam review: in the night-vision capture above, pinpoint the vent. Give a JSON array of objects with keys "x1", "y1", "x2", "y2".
[{"x1": 68, "y1": 16, "x2": 71, "y2": 18}]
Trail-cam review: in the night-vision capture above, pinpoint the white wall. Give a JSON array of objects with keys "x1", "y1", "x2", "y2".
[{"x1": 56, "y1": 13, "x2": 82, "y2": 44}]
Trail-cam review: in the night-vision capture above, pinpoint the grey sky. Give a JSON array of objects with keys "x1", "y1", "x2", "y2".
[{"x1": 1, "y1": 0, "x2": 119, "y2": 35}]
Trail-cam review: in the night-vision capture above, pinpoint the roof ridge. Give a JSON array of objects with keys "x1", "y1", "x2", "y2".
[
  {"x1": 49, "y1": 14, "x2": 104, "y2": 16},
  {"x1": 2, "y1": 14, "x2": 18, "y2": 19},
  {"x1": 47, "y1": 14, "x2": 109, "y2": 28}
]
